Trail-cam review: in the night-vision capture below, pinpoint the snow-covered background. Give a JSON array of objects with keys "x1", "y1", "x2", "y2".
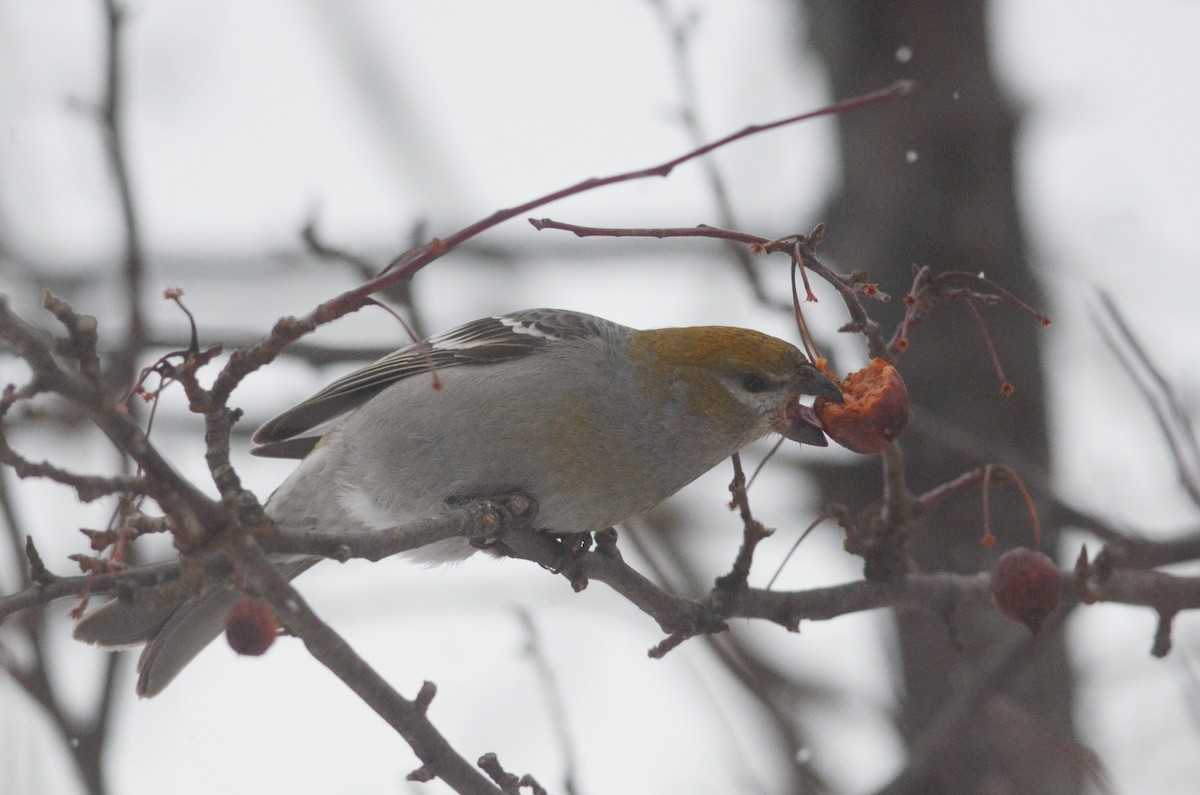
[{"x1": 2, "y1": 1, "x2": 1199, "y2": 793}]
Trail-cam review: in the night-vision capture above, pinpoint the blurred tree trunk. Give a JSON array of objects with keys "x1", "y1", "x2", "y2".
[{"x1": 801, "y1": 3, "x2": 1082, "y2": 793}]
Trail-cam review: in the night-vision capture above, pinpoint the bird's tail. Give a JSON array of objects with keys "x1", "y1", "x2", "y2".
[{"x1": 73, "y1": 556, "x2": 319, "y2": 697}]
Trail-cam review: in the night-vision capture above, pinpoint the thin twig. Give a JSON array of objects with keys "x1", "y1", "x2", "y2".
[
  {"x1": 528, "y1": 221, "x2": 893, "y2": 361},
  {"x1": 99, "y1": 0, "x2": 147, "y2": 391},
  {"x1": 1093, "y1": 290, "x2": 1200, "y2": 507},
  {"x1": 515, "y1": 609, "x2": 581, "y2": 795},
  {"x1": 228, "y1": 535, "x2": 508, "y2": 795},
  {"x1": 390, "y1": 80, "x2": 912, "y2": 275},
  {"x1": 647, "y1": 0, "x2": 776, "y2": 306}
]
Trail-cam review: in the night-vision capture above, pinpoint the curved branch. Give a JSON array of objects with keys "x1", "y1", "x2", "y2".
[
  {"x1": 205, "y1": 82, "x2": 915, "y2": 409},
  {"x1": 224, "y1": 534, "x2": 506, "y2": 794}
]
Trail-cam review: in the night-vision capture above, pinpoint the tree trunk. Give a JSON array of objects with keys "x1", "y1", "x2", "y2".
[{"x1": 802, "y1": 3, "x2": 1082, "y2": 793}]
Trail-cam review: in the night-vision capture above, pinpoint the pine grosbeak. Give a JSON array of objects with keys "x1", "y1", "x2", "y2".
[{"x1": 76, "y1": 308, "x2": 841, "y2": 696}]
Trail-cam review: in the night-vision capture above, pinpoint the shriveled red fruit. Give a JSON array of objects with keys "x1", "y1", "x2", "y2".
[
  {"x1": 813, "y1": 358, "x2": 909, "y2": 454},
  {"x1": 991, "y1": 547, "x2": 1061, "y2": 634},
  {"x1": 225, "y1": 600, "x2": 278, "y2": 656}
]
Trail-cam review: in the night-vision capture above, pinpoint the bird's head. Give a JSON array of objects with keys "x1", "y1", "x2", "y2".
[{"x1": 629, "y1": 326, "x2": 842, "y2": 447}]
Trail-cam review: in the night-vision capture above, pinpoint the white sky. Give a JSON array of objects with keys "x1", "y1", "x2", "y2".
[{"x1": 2, "y1": 1, "x2": 1200, "y2": 794}]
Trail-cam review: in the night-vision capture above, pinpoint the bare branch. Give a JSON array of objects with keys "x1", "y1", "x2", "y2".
[
  {"x1": 0, "y1": 424, "x2": 145, "y2": 502},
  {"x1": 0, "y1": 498, "x2": 535, "y2": 622},
  {"x1": 0, "y1": 295, "x2": 227, "y2": 544}
]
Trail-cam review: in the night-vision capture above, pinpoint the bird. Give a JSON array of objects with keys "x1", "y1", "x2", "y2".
[{"x1": 74, "y1": 308, "x2": 842, "y2": 696}]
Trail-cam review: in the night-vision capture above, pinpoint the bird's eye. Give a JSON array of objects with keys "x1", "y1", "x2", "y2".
[{"x1": 741, "y1": 373, "x2": 770, "y2": 393}]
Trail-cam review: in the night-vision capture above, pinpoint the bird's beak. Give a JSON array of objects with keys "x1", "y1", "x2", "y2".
[
  {"x1": 781, "y1": 364, "x2": 843, "y2": 446},
  {"x1": 799, "y1": 363, "x2": 844, "y2": 403}
]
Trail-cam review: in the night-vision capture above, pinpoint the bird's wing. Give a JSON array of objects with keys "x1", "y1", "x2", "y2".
[{"x1": 250, "y1": 309, "x2": 608, "y2": 458}]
